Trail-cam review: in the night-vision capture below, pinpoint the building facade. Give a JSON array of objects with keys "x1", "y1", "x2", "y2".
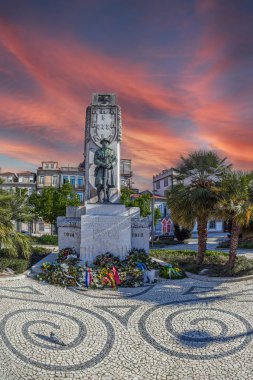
[
  {"x1": 0, "y1": 170, "x2": 37, "y2": 234},
  {"x1": 131, "y1": 191, "x2": 174, "y2": 237},
  {"x1": 0, "y1": 158, "x2": 133, "y2": 236},
  {"x1": 153, "y1": 168, "x2": 178, "y2": 197},
  {"x1": 151, "y1": 195, "x2": 174, "y2": 236},
  {"x1": 120, "y1": 159, "x2": 132, "y2": 188},
  {"x1": 35, "y1": 161, "x2": 85, "y2": 234},
  {"x1": 153, "y1": 167, "x2": 225, "y2": 234},
  {"x1": 36, "y1": 161, "x2": 85, "y2": 203}
]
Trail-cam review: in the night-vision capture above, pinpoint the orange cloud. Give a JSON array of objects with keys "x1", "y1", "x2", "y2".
[
  {"x1": 0, "y1": 6, "x2": 252, "y2": 191},
  {"x1": 0, "y1": 18, "x2": 195, "y2": 188}
]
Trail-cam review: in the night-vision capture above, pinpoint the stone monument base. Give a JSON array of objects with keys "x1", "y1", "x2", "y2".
[{"x1": 57, "y1": 203, "x2": 149, "y2": 264}]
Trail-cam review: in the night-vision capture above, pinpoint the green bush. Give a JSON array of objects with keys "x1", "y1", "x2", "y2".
[
  {"x1": 32, "y1": 235, "x2": 58, "y2": 245},
  {"x1": 150, "y1": 249, "x2": 253, "y2": 277},
  {"x1": 217, "y1": 241, "x2": 230, "y2": 248},
  {"x1": 217, "y1": 240, "x2": 253, "y2": 249},
  {"x1": 0, "y1": 257, "x2": 30, "y2": 274},
  {"x1": 29, "y1": 247, "x2": 51, "y2": 267},
  {"x1": 239, "y1": 241, "x2": 253, "y2": 249},
  {"x1": 174, "y1": 224, "x2": 191, "y2": 242},
  {"x1": 0, "y1": 233, "x2": 33, "y2": 260},
  {"x1": 0, "y1": 246, "x2": 50, "y2": 274},
  {"x1": 152, "y1": 239, "x2": 181, "y2": 246}
]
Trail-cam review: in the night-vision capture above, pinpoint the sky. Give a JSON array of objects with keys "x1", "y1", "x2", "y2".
[{"x1": 0, "y1": 0, "x2": 252, "y2": 189}]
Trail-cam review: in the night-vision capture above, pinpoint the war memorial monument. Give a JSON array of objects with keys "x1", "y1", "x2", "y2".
[{"x1": 57, "y1": 93, "x2": 149, "y2": 262}]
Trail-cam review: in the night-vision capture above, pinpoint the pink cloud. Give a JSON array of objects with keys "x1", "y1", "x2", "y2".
[
  {"x1": 0, "y1": 18, "x2": 194, "y2": 187},
  {"x1": 0, "y1": 7, "x2": 252, "y2": 190}
]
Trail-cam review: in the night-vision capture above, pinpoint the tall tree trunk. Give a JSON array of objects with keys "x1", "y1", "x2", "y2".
[
  {"x1": 197, "y1": 218, "x2": 208, "y2": 265},
  {"x1": 226, "y1": 221, "x2": 240, "y2": 271}
]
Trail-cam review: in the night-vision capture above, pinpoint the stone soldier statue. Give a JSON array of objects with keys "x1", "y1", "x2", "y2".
[{"x1": 94, "y1": 138, "x2": 117, "y2": 203}]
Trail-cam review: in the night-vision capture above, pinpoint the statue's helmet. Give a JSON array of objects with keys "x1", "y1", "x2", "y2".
[{"x1": 100, "y1": 138, "x2": 110, "y2": 144}]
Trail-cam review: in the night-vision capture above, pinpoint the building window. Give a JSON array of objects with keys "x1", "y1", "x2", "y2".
[
  {"x1": 156, "y1": 180, "x2": 160, "y2": 190},
  {"x1": 77, "y1": 192, "x2": 83, "y2": 202},
  {"x1": 209, "y1": 220, "x2": 216, "y2": 229},
  {"x1": 39, "y1": 176, "x2": 44, "y2": 185},
  {"x1": 50, "y1": 163, "x2": 54, "y2": 168},
  {"x1": 121, "y1": 160, "x2": 131, "y2": 175},
  {"x1": 39, "y1": 222, "x2": 44, "y2": 232},
  {"x1": 63, "y1": 175, "x2": 69, "y2": 184},
  {"x1": 78, "y1": 176, "x2": 84, "y2": 187},
  {"x1": 161, "y1": 218, "x2": 171, "y2": 234},
  {"x1": 70, "y1": 176, "x2": 75, "y2": 186},
  {"x1": 164, "y1": 177, "x2": 168, "y2": 187},
  {"x1": 52, "y1": 175, "x2": 58, "y2": 186}
]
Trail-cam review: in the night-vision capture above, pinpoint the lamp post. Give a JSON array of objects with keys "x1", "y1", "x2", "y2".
[{"x1": 151, "y1": 187, "x2": 157, "y2": 247}]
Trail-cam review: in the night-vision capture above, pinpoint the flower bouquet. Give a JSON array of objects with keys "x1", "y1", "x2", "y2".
[
  {"x1": 57, "y1": 248, "x2": 80, "y2": 265},
  {"x1": 160, "y1": 264, "x2": 185, "y2": 279},
  {"x1": 93, "y1": 252, "x2": 121, "y2": 269}
]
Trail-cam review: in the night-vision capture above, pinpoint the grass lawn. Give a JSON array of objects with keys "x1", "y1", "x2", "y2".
[
  {"x1": 0, "y1": 247, "x2": 51, "y2": 275},
  {"x1": 151, "y1": 249, "x2": 253, "y2": 277}
]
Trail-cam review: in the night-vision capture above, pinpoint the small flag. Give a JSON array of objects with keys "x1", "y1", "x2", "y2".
[
  {"x1": 85, "y1": 268, "x2": 89, "y2": 288},
  {"x1": 112, "y1": 266, "x2": 121, "y2": 285}
]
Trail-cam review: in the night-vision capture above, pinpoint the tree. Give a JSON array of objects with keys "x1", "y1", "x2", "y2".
[
  {"x1": 132, "y1": 193, "x2": 151, "y2": 217},
  {"x1": 167, "y1": 150, "x2": 230, "y2": 264},
  {"x1": 29, "y1": 182, "x2": 80, "y2": 234},
  {"x1": 120, "y1": 187, "x2": 133, "y2": 208},
  {"x1": 216, "y1": 171, "x2": 253, "y2": 270},
  {"x1": 0, "y1": 187, "x2": 32, "y2": 258},
  {"x1": 154, "y1": 207, "x2": 162, "y2": 226},
  {"x1": 10, "y1": 188, "x2": 33, "y2": 225},
  {"x1": 120, "y1": 188, "x2": 151, "y2": 217}
]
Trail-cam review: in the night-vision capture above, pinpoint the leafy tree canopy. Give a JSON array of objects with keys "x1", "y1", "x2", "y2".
[
  {"x1": 29, "y1": 182, "x2": 80, "y2": 226},
  {"x1": 154, "y1": 207, "x2": 162, "y2": 225},
  {"x1": 120, "y1": 188, "x2": 151, "y2": 217}
]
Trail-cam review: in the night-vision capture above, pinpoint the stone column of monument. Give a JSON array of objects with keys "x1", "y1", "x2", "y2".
[
  {"x1": 84, "y1": 93, "x2": 122, "y2": 203},
  {"x1": 57, "y1": 93, "x2": 149, "y2": 263}
]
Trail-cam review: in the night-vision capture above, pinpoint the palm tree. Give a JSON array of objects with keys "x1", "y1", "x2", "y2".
[
  {"x1": 167, "y1": 150, "x2": 230, "y2": 264},
  {"x1": 0, "y1": 187, "x2": 32, "y2": 259},
  {"x1": 216, "y1": 171, "x2": 253, "y2": 271}
]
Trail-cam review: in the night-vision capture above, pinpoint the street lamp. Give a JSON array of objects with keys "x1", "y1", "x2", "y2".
[{"x1": 151, "y1": 187, "x2": 157, "y2": 247}]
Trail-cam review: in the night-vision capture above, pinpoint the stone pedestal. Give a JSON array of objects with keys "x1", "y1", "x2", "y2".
[
  {"x1": 131, "y1": 219, "x2": 150, "y2": 252},
  {"x1": 57, "y1": 217, "x2": 81, "y2": 255},
  {"x1": 57, "y1": 203, "x2": 149, "y2": 264},
  {"x1": 80, "y1": 215, "x2": 131, "y2": 261}
]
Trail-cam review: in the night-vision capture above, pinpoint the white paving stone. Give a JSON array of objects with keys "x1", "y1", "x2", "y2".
[{"x1": 0, "y1": 276, "x2": 253, "y2": 379}]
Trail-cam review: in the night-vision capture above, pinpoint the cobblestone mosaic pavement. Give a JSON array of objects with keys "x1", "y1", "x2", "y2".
[{"x1": 1, "y1": 277, "x2": 253, "y2": 379}]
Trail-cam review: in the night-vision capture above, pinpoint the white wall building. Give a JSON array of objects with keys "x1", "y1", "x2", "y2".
[{"x1": 153, "y1": 168, "x2": 225, "y2": 234}]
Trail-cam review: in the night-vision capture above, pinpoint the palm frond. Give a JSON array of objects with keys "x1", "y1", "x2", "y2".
[{"x1": 215, "y1": 171, "x2": 253, "y2": 227}]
